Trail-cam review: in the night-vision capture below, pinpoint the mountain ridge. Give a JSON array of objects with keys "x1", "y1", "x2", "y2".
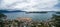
[{"x1": 0, "y1": 10, "x2": 25, "y2": 13}]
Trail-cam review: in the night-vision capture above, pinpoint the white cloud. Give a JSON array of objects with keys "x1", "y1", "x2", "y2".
[{"x1": 0, "y1": 0, "x2": 58, "y2": 11}]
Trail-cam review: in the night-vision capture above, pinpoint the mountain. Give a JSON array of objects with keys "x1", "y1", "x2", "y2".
[{"x1": 0, "y1": 10, "x2": 25, "y2": 13}]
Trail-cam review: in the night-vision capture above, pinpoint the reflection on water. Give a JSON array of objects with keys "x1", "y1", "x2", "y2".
[{"x1": 3, "y1": 12, "x2": 55, "y2": 21}]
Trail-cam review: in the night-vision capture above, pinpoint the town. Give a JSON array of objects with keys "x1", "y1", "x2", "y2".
[{"x1": 0, "y1": 13, "x2": 60, "y2": 27}]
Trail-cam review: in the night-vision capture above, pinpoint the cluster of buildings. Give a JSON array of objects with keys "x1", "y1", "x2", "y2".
[{"x1": 2, "y1": 17, "x2": 56, "y2": 27}]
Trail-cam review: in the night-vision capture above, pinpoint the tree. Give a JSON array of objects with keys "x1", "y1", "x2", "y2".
[{"x1": 0, "y1": 13, "x2": 7, "y2": 27}]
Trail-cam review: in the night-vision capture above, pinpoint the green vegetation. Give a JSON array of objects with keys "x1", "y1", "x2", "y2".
[
  {"x1": 51, "y1": 15, "x2": 60, "y2": 27},
  {"x1": 0, "y1": 13, "x2": 7, "y2": 27},
  {"x1": 0, "y1": 13, "x2": 6, "y2": 18}
]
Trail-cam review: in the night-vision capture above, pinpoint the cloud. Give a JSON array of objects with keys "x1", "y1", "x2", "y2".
[
  {"x1": 0, "y1": 0, "x2": 59, "y2": 11},
  {"x1": 54, "y1": 3, "x2": 60, "y2": 9}
]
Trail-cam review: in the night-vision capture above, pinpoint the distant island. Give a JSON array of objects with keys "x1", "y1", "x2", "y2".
[{"x1": 26, "y1": 11, "x2": 48, "y2": 13}]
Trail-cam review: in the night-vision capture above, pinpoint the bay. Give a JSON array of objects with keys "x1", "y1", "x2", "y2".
[{"x1": 3, "y1": 12, "x2": 55, "y2": 21}]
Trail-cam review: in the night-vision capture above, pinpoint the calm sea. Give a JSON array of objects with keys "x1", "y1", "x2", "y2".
[{"x1": 3, "y1": 12, "x2": 55, "y2": 21}]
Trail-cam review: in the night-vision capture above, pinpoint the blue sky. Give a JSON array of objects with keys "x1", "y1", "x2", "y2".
[{"x1": 0, "y1": 0, "x2": 60, "y2": 11}]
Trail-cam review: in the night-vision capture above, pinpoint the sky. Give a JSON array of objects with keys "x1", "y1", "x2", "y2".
[{"x1": 0, "y1": 0, "x2": 60, "y2": 11}]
